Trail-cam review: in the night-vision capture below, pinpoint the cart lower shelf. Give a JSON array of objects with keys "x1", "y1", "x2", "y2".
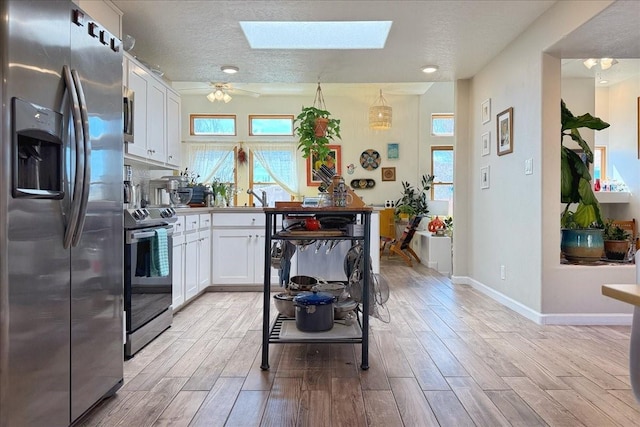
[{"x1": 269, "y1": 314, "x2": 363, "y2": 344}]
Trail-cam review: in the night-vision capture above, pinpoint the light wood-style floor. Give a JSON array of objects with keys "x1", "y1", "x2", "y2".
[{"x1": 79, "y1": 258, "x2": 640, "y2": 426}]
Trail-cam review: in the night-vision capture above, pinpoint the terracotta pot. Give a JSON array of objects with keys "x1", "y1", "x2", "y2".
[
  {"x1": 314, "y1": 117, "x2": 329, "y2": 137},
  {"x1": 604, "y1": 240, "x2": 630, "y2": 261}
]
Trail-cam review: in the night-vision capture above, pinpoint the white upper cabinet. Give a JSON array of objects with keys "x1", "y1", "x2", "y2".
[
  {"x1": 166, "y1": 89, "x2": 181, "y2": 168},
  {"x1": 123, "y1": 53, "x2": 181, "y2": 169},
  {"x1": 74, "y1": 0, "x2": 122, "y2": 39}
]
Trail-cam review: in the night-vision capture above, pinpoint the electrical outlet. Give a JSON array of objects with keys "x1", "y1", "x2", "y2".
[{"x1": 500, "y1": 265, "x2": 506, "y2": 280}]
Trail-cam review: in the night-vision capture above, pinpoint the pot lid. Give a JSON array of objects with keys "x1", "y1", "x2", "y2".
[
  {"x1": 334, "y1": 299, "x2": 358, "y2": 311},
  {"x1": 293, "y1": 291, "x2": 334, "y2": 305}
]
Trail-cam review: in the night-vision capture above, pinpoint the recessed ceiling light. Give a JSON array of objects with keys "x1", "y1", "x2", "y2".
[
  {"x1": 421, "y1": 65, "x2": 439, "y2": 73},
  {"x1": 239, "y1": 21, "x2": 392, "y2": 49},
  {"x1": 221, "y1": 65, "x2": 239, "y2": 74}
]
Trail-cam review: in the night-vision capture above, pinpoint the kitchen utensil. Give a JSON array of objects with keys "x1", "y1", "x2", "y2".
[
  {"x1": 334, "y1": 298, "x2": 358, "y2": 320},
  {"x1": 312, "y1": 281, "x2": 346, "y2": 299},
  {"x1": 287, "y1": 275, "x2": 325, "y2": 294},
  {"x1": 273, "y1": 293, "x2": 295, "y2": 318},
  {"x1": 293, "y1": 291, "x2": 335, "y2": 332}
]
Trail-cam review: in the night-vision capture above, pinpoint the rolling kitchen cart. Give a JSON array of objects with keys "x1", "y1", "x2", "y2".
[{"x1": 261, "y1": 207, "x2": 372, "y2": 370}]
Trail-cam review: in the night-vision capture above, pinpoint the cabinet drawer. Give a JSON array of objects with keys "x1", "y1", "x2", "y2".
[
  {"x1": 173, "y1": 216, "x2": 184, "y2": 235},
  {"x1": 214, "y1": 212, "x2": 265, "y2": 228},
  {"x1": 184, "y1": 214, "x2": 199, "y2": 231},
  {"x1": 199, "y1": 213, "x2": 212, "y2": 229}
]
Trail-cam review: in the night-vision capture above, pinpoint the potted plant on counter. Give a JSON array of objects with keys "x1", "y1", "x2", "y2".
[
  {"x1": 603, "y1": 219, "x2": 631, "y2": 261},
  {"x1": 560, "y1": 100, "x2": 610, "y2": 263},
  {"x1": 294, "y1": 83, "x2": 341, "y2": 161}
]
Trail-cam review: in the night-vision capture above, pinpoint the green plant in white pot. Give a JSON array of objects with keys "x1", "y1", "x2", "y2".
[{"x1": 560, "y1": 100, "x2": 610, "y2": 263}]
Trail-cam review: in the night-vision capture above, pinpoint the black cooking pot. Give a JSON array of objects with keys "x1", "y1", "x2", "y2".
[{"x1": 293, "y1": 291, "x2": 334, "y2": 332}]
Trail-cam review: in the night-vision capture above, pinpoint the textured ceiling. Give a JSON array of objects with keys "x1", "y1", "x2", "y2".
[
  {"x1": 113, "y1": 0, "x2": 556, "y2": 87},
  {"x1": 113, "y1": 1, "x2": 640, "y2": 96}
]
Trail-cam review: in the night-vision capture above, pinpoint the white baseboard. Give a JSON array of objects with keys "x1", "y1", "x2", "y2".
[{"x1": 450, "y1": 275, "x2": 632, "y2": 326}]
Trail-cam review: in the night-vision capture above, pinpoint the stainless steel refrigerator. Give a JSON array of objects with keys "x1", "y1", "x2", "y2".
[{"x1": 0, "y1": 1, "x2": 124, "y2": 425}]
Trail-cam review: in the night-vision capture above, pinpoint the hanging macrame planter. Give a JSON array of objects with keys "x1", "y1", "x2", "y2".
[{"x1": 313, "y1": 83, "x2": 329, "y2": 136}]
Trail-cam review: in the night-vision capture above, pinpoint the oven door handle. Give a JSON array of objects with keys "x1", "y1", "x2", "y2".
[{"x1": 127, "y1": 227, "x2": 174, "y2": 243}]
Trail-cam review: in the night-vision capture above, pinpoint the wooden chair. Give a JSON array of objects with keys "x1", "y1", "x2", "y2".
[{"x1": 388, "y1": 216, "x2": 424, "y2": 267}]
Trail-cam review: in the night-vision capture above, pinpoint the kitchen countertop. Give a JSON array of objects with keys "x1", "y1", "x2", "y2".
[{"x1": 173, "y1": 206, "x2": 384, "y2": 214}]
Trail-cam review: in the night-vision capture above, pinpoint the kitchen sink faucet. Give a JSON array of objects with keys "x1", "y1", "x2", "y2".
[{"x1": 247, "y1": 188, "x2": 267, "y2": 207}]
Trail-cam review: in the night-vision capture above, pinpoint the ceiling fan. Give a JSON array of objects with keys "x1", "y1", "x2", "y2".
[{"x1": 177, "y1": 82, "x2": 261, "y2": 103}]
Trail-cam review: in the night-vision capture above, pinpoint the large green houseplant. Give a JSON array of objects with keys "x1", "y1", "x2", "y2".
[
  {"x1": 294, "y1": 83, "x2": 341, "y2": 161},
  {"x1": 394, "y1": 174, "x2": 435, "y2": 219},
  {"x1": 560, "y1": 100, "x2": 610, "y2": 262}
]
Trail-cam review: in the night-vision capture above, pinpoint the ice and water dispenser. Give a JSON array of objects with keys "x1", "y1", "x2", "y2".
[{"x1": 12, "y1": 98, "x2": 64, "y2": 199}]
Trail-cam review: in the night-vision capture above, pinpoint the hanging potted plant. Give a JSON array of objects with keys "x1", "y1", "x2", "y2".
[
  {"x1": 560, "y1": 100, "x2": 610, "y2": 263},
  {"x1": 294, "y1": 83, "x2": 341, "y2": 161}
]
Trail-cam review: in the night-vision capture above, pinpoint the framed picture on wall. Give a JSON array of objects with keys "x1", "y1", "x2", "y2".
[
  {"x1": 306, "y1": 145, "x2": 341, "y2": 186},
  {"x1": 481, "y1": 98, "x2": 491, "y2": 124},
  {"x1": 381, "y1": 167, "x2": 396, "y2": 181},
  {"x1": 497, "y1": 107, "x2": 513, "y2": 156},
  {"x1": 480, "y1": 166, "x2": 490, "y2": 189},
  {"x1": 481, "y1": 131, "x2": 490, "y2": 156},
  {"x1": 387, "y1": 143, "x2": 399, "y2": 159},
  {"x1": 637, "y1": 96, "x2": 640, "y2": 159}
]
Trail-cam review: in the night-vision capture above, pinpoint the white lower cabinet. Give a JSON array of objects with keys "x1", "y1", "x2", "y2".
[
  {"x1": 197, "y1": 214, "x2": 212, "y2": 292},
  {"x1": 184, "y1": 231, "x2": 199, "y2": 300},
  {"x1": 172, "y1": 213, "x2": 210, "y2": 311},
  {"x1": 211, "y1": 228, "x2": 279, "y2": 285},
  {"x1": 172, "y1": 233, "x2": 185, "y2": 309}
]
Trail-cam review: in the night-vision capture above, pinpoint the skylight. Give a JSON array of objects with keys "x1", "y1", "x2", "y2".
[{"x1": 239, "y1": 21, "x2": 392, "y2": 49}]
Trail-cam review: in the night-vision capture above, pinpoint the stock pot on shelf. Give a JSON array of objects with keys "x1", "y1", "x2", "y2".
[{"x1": 293, "y1": 291, "x2": 335, "y2": 332}]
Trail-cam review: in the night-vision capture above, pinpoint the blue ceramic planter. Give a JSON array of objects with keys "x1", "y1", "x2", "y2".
[{"x1": 561, "y1": 228, "x2": 604, "y2": 263}]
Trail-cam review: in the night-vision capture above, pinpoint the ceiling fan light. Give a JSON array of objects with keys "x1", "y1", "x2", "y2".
[
  {"x1": 214, "y1": 89, "x2": 224, "y2": 100},
  {"x1": 221, "y1": 65, "x2": 239, "y2": 74},
  {"x1": 206, "y1": 92, "x2": 217, "y2": 102},
  {"x1": 599, "y1": 58, "x2": 618, "y2": 70},
  {"x1": 421, "y1": 65, "x2": 439, "y2": 73},
  {"x1": 223, "y1": 92, "x2": 232, "y2": 103},
  {"x1": 583, "y1": 58, "x2": 598, "y2": 69}
]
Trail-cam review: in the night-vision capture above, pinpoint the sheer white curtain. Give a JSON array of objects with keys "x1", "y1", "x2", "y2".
[
  {"x1": 245, "y1": 141, "x2": 300, "y2": 198},
  {"x1": 182, "y1": 142, "x2": 235, "y2": 183}
]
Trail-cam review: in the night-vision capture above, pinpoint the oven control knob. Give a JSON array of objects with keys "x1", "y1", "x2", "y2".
[
  {"x1": 160, "y1": 208, "x2": 173, "y2": 218},
  {"x1": 132, "y1": 210, "x2": 142, "y2": 220}
]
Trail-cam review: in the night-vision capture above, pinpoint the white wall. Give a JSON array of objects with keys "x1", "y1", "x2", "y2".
[
  {"x1": 461, "y1": 0, "x2": 637, "y2": 322},
  {"x1": 178, "y1": 84, "x2": 453, "y2": 206},
  {"x1": 606, "y1": 75, "x2": 640, "y2": 220}
]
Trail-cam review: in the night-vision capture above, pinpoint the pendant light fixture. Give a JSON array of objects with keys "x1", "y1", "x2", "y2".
[{"x1": 369, "y1": 89, "x2": 392, "y2": 130}]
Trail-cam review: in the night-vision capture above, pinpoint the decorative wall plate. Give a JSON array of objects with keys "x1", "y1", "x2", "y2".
[
  {"x1": 360, "y1": 149, "x2": 381, "y2": 170},
  {"x1": 350, "y1": 179, "x2": 376, "y2": 189}
]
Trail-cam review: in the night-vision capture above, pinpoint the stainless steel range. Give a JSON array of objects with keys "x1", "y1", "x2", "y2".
[{"x1": 124, "y1": 207, "x2": 177, "y2": 358}]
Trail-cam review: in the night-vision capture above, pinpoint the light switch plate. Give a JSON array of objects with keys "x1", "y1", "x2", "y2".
[{"x1": 525, "y1": 158, "x2": 533, "y2": 175}]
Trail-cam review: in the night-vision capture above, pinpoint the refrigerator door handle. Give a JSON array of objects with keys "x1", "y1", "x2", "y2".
[
  {"x1": 62, "y1": 65, "x2": 85, "y2": 249},
  {"x1": 71, "y1": 68, "x2": 91, "y2": 247}
]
